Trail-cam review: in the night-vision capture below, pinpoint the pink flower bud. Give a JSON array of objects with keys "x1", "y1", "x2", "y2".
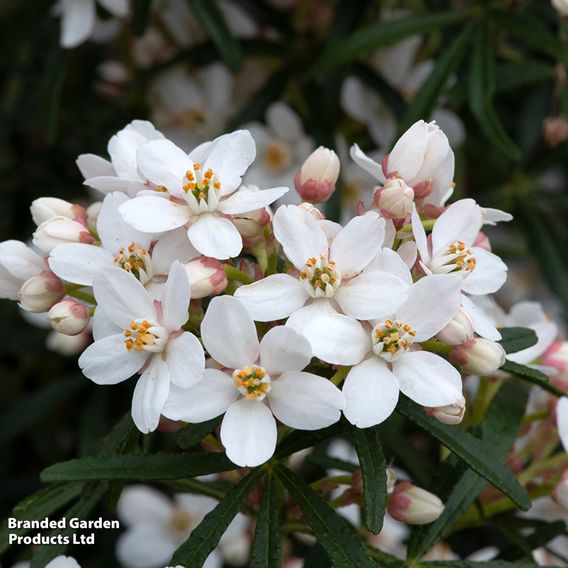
[
  {"x1": 553, "y1": 470, "x2": 568, "y2": 511},
  {"x1": 425, "y1": 394, "x2": 466, "y2": 425},
  {"x1": 30, "y1": 198, "x2": 87, "y2": 226},
  {"x1": 294, "y1": 147, "x2": 340, "y2": 203},
  {"x1": 232, "y1": 207, "x2": 271, "y2": 240},
  {"x1": 298, "y1": 202, "x2": 325, "y2": 221},
  {"x1": 374, "y1": 177, "x2": 414, "y2": 220},
  {"x1": 19, "y1": 271, "x2": 64, "y2": 312},
  {"x1": 543, "y1": 340, "x2": 568, "y2": 374},
  {"x1": 33, "y1": 217, "x2": 94, "y2": 254},
  {"x1": 473, "y1": 231, "x2": 491, "y2": 251},
  {"x1": 436, "y1": 307, "x2": 474, "y2": 345},
  {"x1": 450, "y1": 338, "x2": 506, "y2": 375},
  {"x1": 48, "y1": 298, "x2": 90, "y2": 336},
  {"x1": 388, "y1": 482, "x2": 444, "y2": 525},
  {"x1": 185, "y1": 257, "x2": 227, "y2": 299}
]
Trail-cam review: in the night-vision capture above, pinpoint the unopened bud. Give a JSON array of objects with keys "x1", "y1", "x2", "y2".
[
  {"x1": 436, "y1": 307, "x2": 474, "y2": 345},
  {"x1": 33, "y1": 217, "x2": 94, "y2": 254},
  {"x1": 48, "y1": 298, "x2": 90, "y2": 335},
  {"x1": 425, "y1": 394, "x2": 466, "y2": 425},
  {"x1": 388, "y1": 482, "x2": 444, "y2": 525},
  {"x1": 185, "y1": 257, "x2": 228, "y2": 299},
  {"x1": 298, "y1": 202, "x2": 325, "y2": 221},
  {"x1": 294, "y1": 147, "x2": 340, "y2": 204},
  {"x1": 553, "y1": 470, "x2": 568, "y2": 511},
  {"x1": 47, "y1": 330, "x2": 90, "y2": 356},
  {"x1": 232, "y1": 208, "x2": 271, "y2": 240},
  {"x1": 374, "y1": 177, "x2": 414, "y2": 219},
  {"x1": 450, "y1": 338, "x2": 506, "y2": 375},
  {"x1": 31, "y1": 198, "x2": 87, "y2": 226},
  {"x1": 19, "y1": 271, "x2": 64, "y2": 312}
]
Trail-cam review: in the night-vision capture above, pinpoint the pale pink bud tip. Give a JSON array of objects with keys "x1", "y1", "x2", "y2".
[
  {"x1": 32, "y1": 216, "x2": 94, "y2": 254},
  {"x1": 450, "y1": 338, "x2": 506, "y2": 375},
  {"x1": 294, "y1": 147, "x2": 340, "y2": 204},
  {"x1": 19, "y1": 271, "x2": 64, "y2": 313},
  {"x1": 185, "y1": 257, "x2": 228, "y2": 299},
  {"x1": 425, "y1": 394, "x2": 466, "y2": 425},
  {"x1": 48, "y1": 298, "x2": 90, "y2": 336},
  {"x1": 374, "y1": 177, "x2": 414, "y2": 220},
  {"x1": 388, "y1": 482, "x2": 444, "y2": 525}
]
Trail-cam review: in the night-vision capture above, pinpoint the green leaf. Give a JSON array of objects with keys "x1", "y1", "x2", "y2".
[
  {"x1": 351, "y1": 426, "x2": 387, "y2": 534},
  {"x1": 275, "y1": 464, "x2": 375, "y2": 568},
  {"x1": 97, "y1": 413, "x2": 138, "y2": 457},
  {"x1": 275, "y1": 420, "x2": 349, "y2": 459},
  {"x1": 132, "y1": 0, "x2": 153, "y2": 36},
  {"x1": 250, "y1": 471, "x2": 281, "y2": 568},
  {"x1": 422, "y1": 562, "x2": 544, "y2": 568},
  {"x1": 41, "y1": 452, "x2": 236, "y2": 482},
  {"x1": 310, "y1": 12, "x2": 467, "y2": 75},
  {"x1": 397, "y1": 398, "x2": 531, "y2": 511},
  {"x1": 406, "y1": 382, "x2": 529, "y2": 559},
  {"x1": 498, "y1": 327, "x2": 538, "y2": 354},
  {"x1": 185, "y1": 0, "x2": 243, "y2": 72},
  {"x1": 171, "y1": 468, "x2": 264, "y2": 566},
  {"x1": 177, "y1": 417, "x2": 222, "y2": 450},
  {"x1": 397, "y1": 23, "x2": 474, "y2": 136},
  {"x1": 501, "y1": 360, "x2": 565, "y2": 397},
  {"x1": 468, "y1": 21, "x2": 522, "y2": 162},
  {"x1": 0, "y1": 376, "x2": 85, "y2": 445}
]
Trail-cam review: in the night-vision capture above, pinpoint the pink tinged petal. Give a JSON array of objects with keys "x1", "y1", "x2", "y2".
[
  {"x1": 334, "y1": 271, "x2": 409, "y2": 320},
  {"x1": 330, "y1": 212, "x2": 385, "y2": 277},
  {"x1": 461, "y1": 295, "x2": 501, "y2": 341},
  {"x1": 151, "y1": 229, "x2": 199, "y2": 274},
  {"x1": 396, "y1": 274, "x2": 463, "y2": 342},
  {"x1": 342, "y1": 357, "x2": 400, "y2": 428},
  {"x1": 431, "y1": 199, "x2": 483, "y2": 253},
  {"x1": 78, "y1": 334, "x2": 147, "y2": 385},
  {"x1": 220, "y1": 399, "x2": 277, "y2": 467},
  {"x1": 119, "y1": 196, "x2": 190, "y2": 233},
  {"x1": 76, "y1": 154, "x2": 114, "y2": 179},
  {"x1": 163, "y1": 369, "x2": 238, "y2": 422},
  {"x1": 393, "y1": 351, "x2": 463, "y2": 407},
  {"x1": 60, "y1": 0, "x2": 95, "y2": 48},
  {"x1": 260, "y1": 326, "x2": 312, "y2": 375},
  {"x1": 234, "y1": 274, "x2": 308, "y2": 322},
  {"x1": 349, "y1": 143, "x2": 385, "y2": 183},
  {"x1": 273, "y1": 205, "x2": 328, "y2": 270},
  {"x1": 557, "y1": 397, "x2": 568, "y2": 452},
  {"x1": 136, "y1": 139, "x2": 193, "y2": 196},
  {"x1": 0, "y1": 240, "x2": 45, "y2": 280},
  {"x1": 365, "y1": 248, "x2": 413, "y2": 285},
  {"x1": 161, "y1": 261, "x2": 190, "y2": 330},
  {"x1": 93, "y1": 267, "x2": 155, "y2": 328},
  {"x1": 388, "y1": 120, "x2": 429, "y2": 180},
  {"x1": 187, "y1": 214, "x2": 242, "y2": 260},
  {"x1": 397, "y1": 241, "x2": 418, "y2": 270},
  {"x1": 287, "y1": 303, "x2": 370, "y2": 366},
  {"x1": 203, "y1": 130, "x2": 256, "y2": 195},
  {"x1": 131, "y1": 356, "x2": 171, "y2": 434},
  {"x1": 218, "y1": 186, "x2": 289, "y2": 215},
  {"x1": 117, "y1": 485, "x2": 173, "y2": 526},
  {"x1": 201, "y1": 296, "x2": 260, "y2": 369},
  {"x1": 460, "y1": 248, "x2": 507, "y2": 295},
  {"x1": 166, "y1": 332, "x2": 205, "y2": 389},
  {"x1": 116, "y1": 522, "x2": 177, "y2": 568},
  {"x1": 49, "y1": 244, "x2": 113, "y2": 286},
  {"x1": 411, "y1": 205, "x2": 430, "y2": 264},
  {"x1": 269, "y1": 371, "x2": 345, "y2": 429}
]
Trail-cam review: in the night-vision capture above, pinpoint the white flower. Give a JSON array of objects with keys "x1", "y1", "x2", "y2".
[
  {"x1": 49, "y1": 192, "x2": 197, "y2": 299},
  {"x1": 235, "y1": 205, "x2": 409, "y2": 365},
  {"x1": 119, "y1": 130, "x2": 288, "y2": 259},
  {"x1": 57, "y1": 0, "x2": 128, "y2": 49},
  {"x1": 164, "y1": 296, "x2": 345, "y2": 467},
  {"x1": 116, "y1": 485, "x2": 247, "y2": 568},
  {"x1": 342, "y1": 274, "x2": 464, "y2": 428},
  {"x1": 78, "y1": 262, "x2": 204, "y2": 433},
  {"x1": 558, "y1": 397, "x2": 568, "y2": 452},
  {"x1": 77, "y1": 120, "x2": 165, "y2": 197},
  {"x1": 0, "y1": 240, "x2": 48, "y2": 301},
  {"x1": 13, "y1": 556, "x2": 81, "y2": 568}
]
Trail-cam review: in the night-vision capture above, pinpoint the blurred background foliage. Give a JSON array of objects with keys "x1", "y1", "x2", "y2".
[{"x1": 1, "y1": 0, "x2": 568, "y2": 565}]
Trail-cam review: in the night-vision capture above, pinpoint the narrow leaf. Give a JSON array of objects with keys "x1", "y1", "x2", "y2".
[
  {"x1": 171, "y1": 468, "x2": 264, "y2": 566},
  {"x1": 275, "y1": 464, "x2": 375, "y2": 568},
  {"x1": 501, "y1": 360, "x2": 564, "y2": 397},
  {"x1": 498, "y1": 327, "x2": 538, "y2": 354},
  {"x1": 177, "y1": 417, "x2": 222, "y2": 450}
]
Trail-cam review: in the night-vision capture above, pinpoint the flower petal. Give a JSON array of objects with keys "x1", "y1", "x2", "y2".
[
  {"x1": 460, "y1": 248, "x2": 507, "y2": 295},
  {"x1": 557, "y1": 397, "x2": 568, "y2": 452},
  {"x1": 411, "y1": 205, "x2": 430, "y2": 264},
  {"x1": 393, "y1": 351, "x2": 462, "y2": 407},
  {"x1": 343, "y1": 357, "x2": 400, "y2": 428},
  {"x1": 166, "y1": 332, "x2": 205, "y2": 389},
  {"x1": 117, "y1": 485, "x2": 172, "y2": 526},
  {"x1": 116, "y1": 522, "x2": 177, "y2": 568},
  {"x1": 431, "y1": 199, "x2": 483, "y2": 253},
  {"x1": 364, "y1": 248, "x2": 413, "y2": 285},
  {"x1": 461, "y1": 294, "x2": 501, "y2": 341},
  {"x1": 119, "y1": 196, "x2": 190, "y2": 233},
  {"x1": 218, "y1": 186, "x2": 289, "y2": 215},
  {"x1": 163, "y1": 369, "x2": 238, "y2": 422},
  {"x1": 151, "y1": 229, "x2": 199, "y2": 274},
  {"x1": 234, "y1": 274, "x2": 308, "y2": 322},
  {"x1": 60, "y1": 0, "x2": 95, "y2": 48},
  {"x1": 260, "y1": 326, "x2": 312, "y2": 375},
  {"x1": 187, "y1": 214, "x2": 242, "y2": 260},
  {"x1": 201, "y1": 296, "x2": 260, "y2": 369},
  {"x1": 161, "y1": 261, "x2": 190, "y2": 330},
  {"x1": 387, "y1": 120, "x2": 429, "y2": 181},
  {"x1": 269, "y1": 371, "x2": 344, "y2": 429},
  {"x1": 330, "y1": 212, "x2": 385, "y2": 277},
  {"x1": 131, "y1": 356, "x2": 171, "y2": 434},
  {"x1": 220, "y1": 399, "x2": 277, "y2": 467},
  {"x1": 0, "y1": 240, "x2": 45, "y2": 280},
  {"x1": 350, "y1": 143, "x2": 384, "y2": 182},
  {"x1": 76, "y1": 153, "x2": 114, "y2": 179},
  {"x1": 78, "y1": 334, "x2": 147, "y2": 385},
  {"x1": 273, "y1": 205, "x2": 328, "y2": 270},
  {"x1": 49, "y1": 243, "x2": 113, "y2": 286}
]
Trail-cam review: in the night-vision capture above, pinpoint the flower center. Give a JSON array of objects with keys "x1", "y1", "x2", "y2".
[
  {"x1": 168, "y1": 507, "x2": 194, "y2": 538},
  {"x1": 233, "y1": 365, "x2": 271, "y2": 401},
  {"x1": 114, "y1": 243, "x2": 153, "y2": 285},
  {"x1": 182, "y1": 163, "x2": 222, "y2": 215},
  {"x1": 124, "y1": 318, "x2": 169, "y2": 353},
  {"x1": 372, "y1": 320, "x2": 416, "y2": 361},
  {"x1": 265, "y1": 142, "x2": 290, "y2": 171},
  {"x1": 300, "y1": 255, "x2": 342, "y2": 298},
  {"x1": 430, "y1": 240, "x2": 476, "y2": 275}
]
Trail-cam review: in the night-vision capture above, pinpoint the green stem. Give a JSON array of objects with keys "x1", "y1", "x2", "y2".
[
  {"x1": 419, "y1": 340, "x2": 453, "y2": 355},
  {"x1": 223, "y1": 264, "x2": 253, "y2": 284},
  {"x1": 330, "y1": 366, "x2": 351, "y2": 386},
  {"x1": 398, "y1": 219, "x2": 436, "y2": 233},
  {"x1": 471, "y1": 377, "x2": 503, "y2": 426}
]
